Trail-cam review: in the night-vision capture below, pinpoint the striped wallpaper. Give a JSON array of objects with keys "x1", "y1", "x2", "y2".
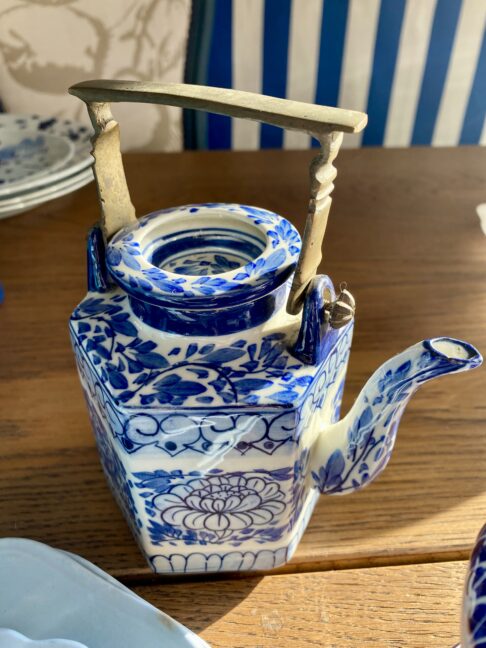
[{"x1": 185, "y1": 0, "x2": 486, "y2": 150}]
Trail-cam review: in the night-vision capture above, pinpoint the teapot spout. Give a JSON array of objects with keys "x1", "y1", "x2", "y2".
[{"x1": 311, "y1": 337, "x2": 482, "y2": 495}]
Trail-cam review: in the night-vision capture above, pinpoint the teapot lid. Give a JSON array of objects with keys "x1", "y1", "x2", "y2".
[{"x1": 106, "y1": 203, "x2": 301, "y2": 309}]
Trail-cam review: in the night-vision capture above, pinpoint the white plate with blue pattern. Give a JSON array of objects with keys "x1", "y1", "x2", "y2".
[
  {"x1": 0, "y1": 538, "x2": 210, "y2": 648},
  {"x1": 0, "y1": 114, "x2": 92, "y2": 198},
  {"x1": 0, "y1": 131, "x2": 74, "y2": 191}
]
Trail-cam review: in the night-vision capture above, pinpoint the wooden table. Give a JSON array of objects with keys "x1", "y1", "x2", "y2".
[{"x1": 0, "y1": 147, "x2": 485, "y2": 646}]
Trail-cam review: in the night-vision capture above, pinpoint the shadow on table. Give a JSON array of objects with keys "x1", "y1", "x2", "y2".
[{"x1": 133, "y1": 573, "x2": 263, "y2": 636}]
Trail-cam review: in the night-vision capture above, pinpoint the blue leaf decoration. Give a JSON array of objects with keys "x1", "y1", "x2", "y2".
[
  {"x1": 94, "y1": 342, "x2": 110, "y2": 360},
  {"x1": 395, "y1": 360, "x2": 411, "y2": 381},
  {"x1": 106, "y1": 247, "x2": 122, "y2": 266},
  {"x1": 118, "y1": 389, "x2": 134, "y2": 402},
  {"x1": 140, "y1": 394, "x2": 156, "y2": 405},
  {"x1": 262, "y1": 248, "x2": 286, "y2": 272},
  {"x1": 135, "y1": 352, "x2": 169, "y2": 369},
  {"x1": 199, "y1": 344, "x2": 215, "y2": 355},
  {"x1": 187, "y1": 367, "x2": 209, "y2": 379},
  {"x1": 234, "y1": 379, "x2": 273, "y2": 394},
  {"x1": 150, "y1": 277, "x2": 185, "y2": 293},
  {"x1": 154, "y1": 374, "x2": 182, "y2": 388},
  {"x1": 186, "y1": 343, "x2": 198, "y2": 358},
  {"x1": 138, "y1": 278, "x2": 153, "y2": 291},
  {"x1": 108, "y1": 370, "x2": 128, "y2": 390},
  {"x1": 357, "y1": 406, "x2": 373, "y2": 431},
  {"x1": 195, "y1": 396, "x2": 213, "y2": 404},
  {"x1": 127, "y1": 358, "x2": 143, "y2": 373},
  {"x1": 121, "y1": 249, "x2": 141, "y2": 270},
  {"x1": 324, "y1": 449, "x2": 345, "y2": 487},
  {"x1": 111, "y1": 318, "x2": 138, "y2": 336},
  {"x1": 135, "y1": 341, "x2": 157, "y2": 354},
  {"x1": 293, "y1": 376, "x2": 313, "y2": 387},
  {"x1": 80, "y1": 298, "x2": 108, "y2": 315},
  {"x1": 174, "y1": 381, "x2": 206, "y2": 396},
  {"x1": 241, "y1": 360, "x2": 259, "y2": 372},
  {"x1": 202, "y1": 348, "x2": 246, "y2": 364},
  {"x1": 271, "y1": 390, "x2": 298, "y2": 404}
]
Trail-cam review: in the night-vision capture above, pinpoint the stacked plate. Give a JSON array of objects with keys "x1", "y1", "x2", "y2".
[
  {"x1": 0, "y1": 114, "x2": 94, "y2": 220},
  {"x1": 0, "y1": 538, "x2": 209, "y2": 647}
]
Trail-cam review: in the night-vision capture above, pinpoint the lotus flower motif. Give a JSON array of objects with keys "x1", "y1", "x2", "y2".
[{"x1": 154, "y1": 474, "x2": 286, "y2": 539}]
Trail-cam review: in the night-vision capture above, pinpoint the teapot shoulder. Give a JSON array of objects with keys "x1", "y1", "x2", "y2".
[{"x1": 70, "y1": 290, "x2": 353, "y2": 411}]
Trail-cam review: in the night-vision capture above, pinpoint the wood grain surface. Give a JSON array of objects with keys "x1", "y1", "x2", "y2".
[
  {"x1": 133, "y1": 561, "x2": 468, "y2": 647},
  {"x1": 0, "y1": 147, "x2": 485, "y2": 581}
]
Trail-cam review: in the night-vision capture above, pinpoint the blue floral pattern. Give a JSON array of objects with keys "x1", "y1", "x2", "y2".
[
  {"x1": 312, "y1": 341, "x2": 482, "y2": 495},
  {"x1": 132, "y1": 451, "x2": 310, "y2": 548},
  {"x1": 106, "y1": 204, "x2": 301, "y2": 303},
  {"x1": 156, "y1": 474, "x2": 286, "y2": 536},
  {"x1": 88, "y1": 401, "x2": 142, "y2": 532},
  {"x1": 71, "y1": 317, "x2": 351, "y2": 477},
  {"x1": 71, "y1": 184, "x2": 483, "y2": 578},
  {"x1": 118, "y1": 411, "x2": 296, "y2": 457},
  {"x1": 163, "y1": 252, "x2": 242, "y2": 276},
  {"x1": 70, "y1": 291, "x2": 353, "y2": 409},
  {"x1": 0, "y1": 114, "x2": 91, "y2": 189},
  {"x1": 150, "y1": 547, "x2": 289, "y2": 574}
]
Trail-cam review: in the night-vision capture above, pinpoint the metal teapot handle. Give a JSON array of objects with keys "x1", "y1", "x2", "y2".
[{"x1": 69, "y1": 80, "x2": 367, "y2": 313}]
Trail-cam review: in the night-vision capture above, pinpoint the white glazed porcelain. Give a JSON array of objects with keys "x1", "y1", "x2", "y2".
[
  {"x1": 0, "y1": 169, "x2": 94, "y2": 220},
  {"x1": 66, "y1": 77, "x2": 482, "y2": 577},
  {"x1": 70, "y1": 203, "x2": 483, "y2": 576},
  {"x1": 0, "y1": 114, "x2": 92, "y2": 198},
  {"x1": 0, "y1": 538, "x2": 209, "y2": 648},
  {"x1": 0, "y1": 131, "x2": 73, "y2": 189},
  {"x1": 0, "y1": 629, "x2": 87, "y2": 648},
  {"x1": 459, "y1": 523, "x2": 486, "y2": 648}
]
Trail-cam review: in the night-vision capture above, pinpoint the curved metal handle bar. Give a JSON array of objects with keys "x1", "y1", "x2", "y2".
[{"x1": 69, "y1": 79, "x2": 367, "y2": 313}]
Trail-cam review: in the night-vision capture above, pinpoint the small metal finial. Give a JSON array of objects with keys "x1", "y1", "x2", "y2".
[{"x1": 325, "y1": 282, "x2": 356, "y2": 329}]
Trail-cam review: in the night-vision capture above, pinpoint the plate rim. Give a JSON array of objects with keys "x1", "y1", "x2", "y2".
[
  {"x1": 0, "y1": 114, "x2": 93, "y2": 198},
  {"x1": 0, "y1": 167, "x2": 93, "y2": 209}
]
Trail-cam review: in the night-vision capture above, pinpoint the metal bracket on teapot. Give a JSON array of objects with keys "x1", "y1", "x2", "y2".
[{"x1": 69, "y1": 79, "x2": 367, "y2": 315}]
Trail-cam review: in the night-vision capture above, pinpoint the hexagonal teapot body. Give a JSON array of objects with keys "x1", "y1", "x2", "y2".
[{"x1": 70, "y1": 203, "x2": 353, "y2": 574}]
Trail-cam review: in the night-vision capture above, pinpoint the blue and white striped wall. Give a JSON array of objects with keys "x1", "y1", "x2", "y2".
[{"x1": 184, "y1": 0, "x2": 486, "y2": 149}]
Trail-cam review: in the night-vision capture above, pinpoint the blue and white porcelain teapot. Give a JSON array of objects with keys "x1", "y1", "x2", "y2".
[{"x1": 68, "y1": 80, "x2": 482, "y2": 575}]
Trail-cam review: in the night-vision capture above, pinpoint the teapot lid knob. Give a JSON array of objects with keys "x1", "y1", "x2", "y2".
[{"x1": 325, "y1": 282, "x2": 356, "y2": 329}]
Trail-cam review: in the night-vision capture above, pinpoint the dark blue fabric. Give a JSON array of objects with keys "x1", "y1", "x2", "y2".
[
  {"x1": 460, "y1": 30, "x2": 486, "y2": 144},
  {"x1": 362, "y1": 0, "x2": 406, "y2": 146},
  {"x1": 207, "y1": 0, "x2": 232, "y2": 149},
  {"x1": 411, "y1": 0, "x2": 462, "y2": 145},
  {"x1": 183, "y1": 0, "x2": 216, "y2": 149},
  {"x1": 313, "y1": 0, "x2": 349, "y2": 148},
  {"x1": 184, "y1": 0, "x2": 483, "y2": 150},
  {"x1": 260, "y1": 0, "x2": 292, "y2": 149}
]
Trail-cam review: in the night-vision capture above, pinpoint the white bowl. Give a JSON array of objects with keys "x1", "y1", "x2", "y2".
[{"x1": 0, "y1": 539, "x2": 209, "y2": 648}]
